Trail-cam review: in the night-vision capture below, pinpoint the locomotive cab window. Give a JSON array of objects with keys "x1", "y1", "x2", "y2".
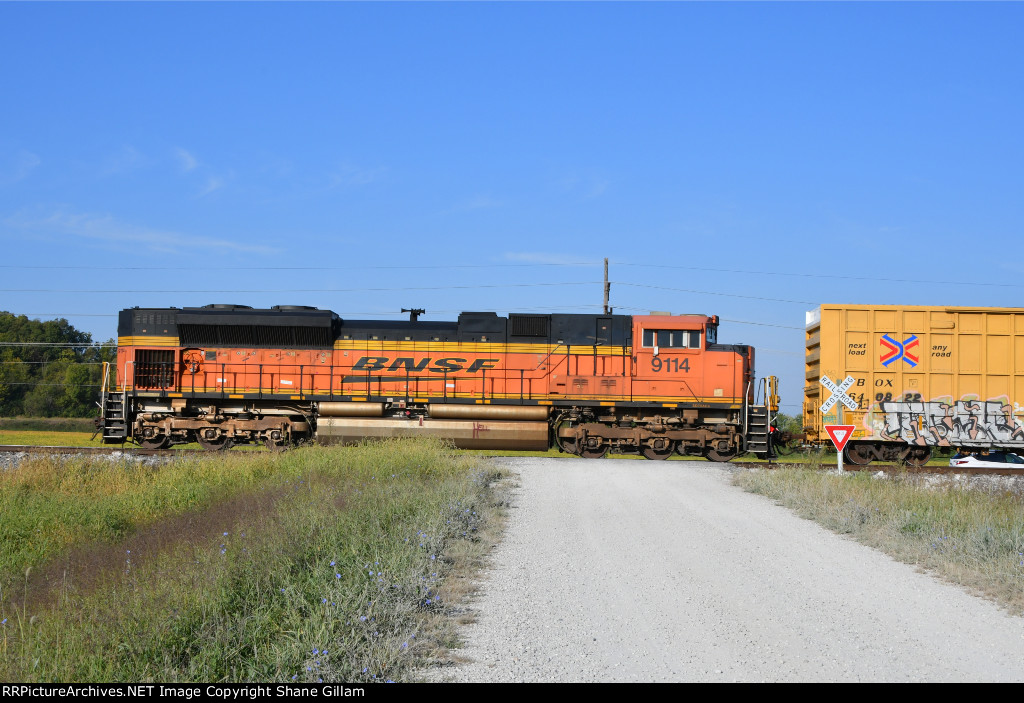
[{"x1": 642, "y1": 329, "x2": 701, "y2": 349}]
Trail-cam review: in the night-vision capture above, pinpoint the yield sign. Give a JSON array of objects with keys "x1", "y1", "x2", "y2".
[
  {"x1": 824, "y1": 424, "x2": 856, "y2": 452},
  {"x1": 820, "y1": 374, "x2": 858, "y2": 414}
]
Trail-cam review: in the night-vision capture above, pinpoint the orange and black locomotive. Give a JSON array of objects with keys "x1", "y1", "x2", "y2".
[{"x1": 98, "y1": 304, "x2": 778, "y2": 459}]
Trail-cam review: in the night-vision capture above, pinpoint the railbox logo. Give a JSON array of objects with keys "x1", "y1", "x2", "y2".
[{"x1": 879, "y1": 334, "x2": 919, "y2": 367}]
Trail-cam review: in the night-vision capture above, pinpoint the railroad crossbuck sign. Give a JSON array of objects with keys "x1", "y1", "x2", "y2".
[
  {"x1": 819, "y1": 375, "x2": 858, "y2": 414},
  {"x1": 824, "y1": 424, "x2": 856, "y2": 452}
]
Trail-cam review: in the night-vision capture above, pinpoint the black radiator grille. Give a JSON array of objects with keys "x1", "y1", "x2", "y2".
[
  {"x1": 179, "y1": 324, "x2": 332, "y2": 348},
  {"x1": 510, "y1": 315, "x2": 549, "y2": 337}
]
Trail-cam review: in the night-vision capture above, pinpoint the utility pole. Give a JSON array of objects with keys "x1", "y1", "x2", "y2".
[{"x1": 603, "y1": 258, "x2": 611, "y2": 314}]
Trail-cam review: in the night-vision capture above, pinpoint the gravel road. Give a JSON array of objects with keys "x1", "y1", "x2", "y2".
[{"x1": 427, "y1": 457, "x2": 1024, "y2": 683}]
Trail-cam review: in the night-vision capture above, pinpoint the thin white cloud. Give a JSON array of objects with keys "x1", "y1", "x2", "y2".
[
  {"x1": 325, "y1": 164, "x2": 388, "y2": 189},
  {"x1": 99, "y1": 145, "x2": 145, "y2": 176},
  {"x1": 174, "y1": 147, "x2": 199, "y2": 172},
  {"x1": 0, "y1": 149, "x2": 41, "y2": 185},
  {"x1": 171, "y1": 148, "x2": 231, "y2": 196},
  {"x1": 199, "y1": 175, "x2": 226, "y2": 197},
  {"x1": 5, "y1": 208, "x2": 278, "y2": 255},
  {"x1": 502, "y1": 252, "x2": 597, "y2": 266}
]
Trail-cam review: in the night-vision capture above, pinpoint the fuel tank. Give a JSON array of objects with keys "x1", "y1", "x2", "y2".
[{"x1": 316, "y1": 416, "x2": 549, "y2": 450}]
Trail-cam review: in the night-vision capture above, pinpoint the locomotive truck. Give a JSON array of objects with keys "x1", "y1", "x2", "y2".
[{"x1": 97, "y1": 304, "x2": 779, "y2": 459}]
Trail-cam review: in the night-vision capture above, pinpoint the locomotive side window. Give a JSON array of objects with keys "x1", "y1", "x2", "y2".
[{"x1": 642, "y1": 329, "x2": 701, "y2": 349}]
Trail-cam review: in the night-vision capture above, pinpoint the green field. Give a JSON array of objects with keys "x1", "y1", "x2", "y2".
[{"x1": 0, "y1": 439, "x2": 503, "y2": 683}]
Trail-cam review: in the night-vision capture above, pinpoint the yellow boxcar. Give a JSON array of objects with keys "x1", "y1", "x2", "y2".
[{"x1": 804, "y1": 304, "x2": 1024, "y2": 465}]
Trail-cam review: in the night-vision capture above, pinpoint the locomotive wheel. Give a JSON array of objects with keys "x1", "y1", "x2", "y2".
[
  {"x1": 558, "y1": 436, "x2": 579, "y2": 455},
  {"x1": 553, "y1": 416, "x2": 578, "y2": 455},
  {"x1": 580, "y1": 444, "x2": 608, "y2": 459},
  {"x1": 843, "y1": 443, "x2": 873, "y2": 466},
  {"x1": 139, "y1": 434, "x2": 170, "y2": 450},
  {"x1": 641, "y1": 444, "x2": 674, "y2": 460},
  {"x1": 196, "y1": 433, "x2": 234, "y2": 451},
  {"x1": 903, "y1": 447, "x2": 932, "y2": 467},
  {"x1": 705, "y1": 447, "x2": 738, "y2": 463}
]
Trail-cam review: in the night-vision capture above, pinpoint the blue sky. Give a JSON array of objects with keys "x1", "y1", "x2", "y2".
[{"x1": 2, "y1": 2, "x2": 1023, "y2": 413}]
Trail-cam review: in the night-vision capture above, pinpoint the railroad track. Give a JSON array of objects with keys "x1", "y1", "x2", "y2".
[
  {"x1": 0, "y1": 444, "x2": 210, "y2": 457},
  {"x1": 3, "y1": 444, "x2": 1023, "y2": 476},
  {"x1": 742, "y1": 459, "x2": 1024, "y2": 476}
]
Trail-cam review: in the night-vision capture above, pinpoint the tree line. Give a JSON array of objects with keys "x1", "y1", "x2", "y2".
[{"x1": 0, "y1": 312, "x2": 116, "y2": 417}]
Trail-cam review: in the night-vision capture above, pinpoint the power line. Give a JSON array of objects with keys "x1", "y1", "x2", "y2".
[
  {"x1": 0, "y1": 382, "x2": 104, "y2": 388},
  {"x1": 0, "y1": 342, "x2": 114, "y2": 348},
  {"x1": 611, "y1": 307, "x2": 803, "y2": 330},
  {"x1": 617, "y1": 283, "x2": 815, "y2": 306},
  {"x1": 614, "y1": 263, "x2": 1024, "y2": 289},
  {"x1": 4, "y1": 259, "x2": 1023, "y2": 289},
  {"x1": 3, "y1": 280, "x2": 815, "y2": 306},
  {"x1": 4, "y1": 308, "x2": 805, "y2": 335},
  {"x1": 7, "y1": 304, "x2": 607, "y2": 319},
  {"x1": 0, "y1": 281, "x2": 602, "y2": 294},
  {"x1": 0, "y1": 262, "x2": 601, "y2": 272},
  {"x1": 719, "y1": 318, "x2": 803, "y2": 331},
  {"x1": 0, "y1": 360, "x2": 106, "y2": 365}
]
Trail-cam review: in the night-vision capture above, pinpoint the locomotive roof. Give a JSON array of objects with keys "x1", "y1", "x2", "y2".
[{"x1": 119, "y1": 306, "x2": 638, "y2": 348}]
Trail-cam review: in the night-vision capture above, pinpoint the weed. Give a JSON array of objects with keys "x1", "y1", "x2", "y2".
[
  {"x1": 0, "y1": 439, "x2": 501, "y2": 682},
  {"x1": 735, "y1": 466, "x2": 1024, "y2": 613}
]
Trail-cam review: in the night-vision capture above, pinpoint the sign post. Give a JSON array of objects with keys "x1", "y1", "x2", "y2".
[
  {"x1": 820, "y1": 375, "x2": 858, "y2": 471},
  {"x1": 824, "y1": 424, "x2": 856, "y2": 472}
]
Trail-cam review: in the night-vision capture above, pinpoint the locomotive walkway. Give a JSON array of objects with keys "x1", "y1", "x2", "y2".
[{"x1": 427, "y1": 458, "x2": 1024, "y2": 683}]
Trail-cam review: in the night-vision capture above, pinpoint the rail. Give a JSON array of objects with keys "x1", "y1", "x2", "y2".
[{"x1": 3, "y1": 444, "x2": 1023, "y2": 476}]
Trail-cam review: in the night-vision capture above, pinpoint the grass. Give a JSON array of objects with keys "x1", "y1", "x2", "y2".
[
  {"x1": 754, "y1": 445, "x2": 953, "y2": 466},
  {"x1": 0, "y1": 416, "x2": 101, "y2": 447},
  {"x1": 735, "y1": 462, "x2": 1024, "y2": 614},
  {"x1": 0, "y1": 439, "x2": 505, "y2": 683},
  {"x1": 0, "y1": 418, "x2": 95, "y2": 433},
  {"x1": 0, "y1": 430, "x2": 100, "y2": 447}
]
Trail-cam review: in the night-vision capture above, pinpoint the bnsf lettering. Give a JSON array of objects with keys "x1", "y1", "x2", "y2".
[
  {"x1": 352, "y1": 356, "x2": 499, "y2": 373},
  {"x1": 352, "y1": 357, "x2": 389, "y2": 372},
  {"x1": 388, "y1": 358, "x2": 431, "y2": 372},
  {"x1": 467, "y1": 359, "x2": 499, "y2": 373},
  {"x1": 430, "y1": 358, "x2": 466, "y2": 374}
]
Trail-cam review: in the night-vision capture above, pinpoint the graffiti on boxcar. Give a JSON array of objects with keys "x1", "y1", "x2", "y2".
[{"x1": 879, "y1": 400, "x2": 1024, "y2": 446}]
